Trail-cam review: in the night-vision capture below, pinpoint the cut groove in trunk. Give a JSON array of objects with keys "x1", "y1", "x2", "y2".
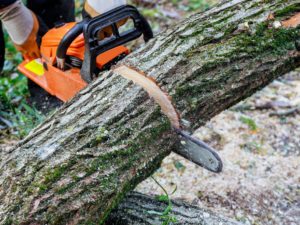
[{"x1": 114, "y1": 65, "x2": 180, "y2": 128}]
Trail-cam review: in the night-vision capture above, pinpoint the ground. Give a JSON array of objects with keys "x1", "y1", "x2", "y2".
[{"x1": 0, "y1": 1, "x2": 299, "y2": 225}]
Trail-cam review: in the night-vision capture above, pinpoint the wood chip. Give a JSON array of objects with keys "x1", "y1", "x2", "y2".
[{"x1": 282, "y1": 12, "x2": 300, "y2": 28}]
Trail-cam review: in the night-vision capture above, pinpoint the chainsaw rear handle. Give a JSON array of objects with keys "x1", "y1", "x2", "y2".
[
  {"x1": 56, "y1": 5, "x2": 153, "y2": 74},
  {"x1": 56, "y1": 18, "x2": 89, "y2": 69}
]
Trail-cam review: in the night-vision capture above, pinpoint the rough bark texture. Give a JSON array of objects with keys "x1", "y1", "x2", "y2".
[
  {"x1": 108, "y1": 192, "x2": 241, "y2": 225},
  {"x1": 0, "y1": 0, "x2": 300, "y2": 224}
]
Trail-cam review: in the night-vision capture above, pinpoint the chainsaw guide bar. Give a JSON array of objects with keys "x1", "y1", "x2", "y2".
[{"x1": 113, "y1": 65, "x2": 223, "y2": 173}]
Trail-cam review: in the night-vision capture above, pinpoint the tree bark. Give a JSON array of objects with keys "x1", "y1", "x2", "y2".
[
  {"x1": 0, "y1": 0, "x2": 300, "y2": 224},
  {"x1": 108, "y1": 192, "x2": 241, "y2": 225}
]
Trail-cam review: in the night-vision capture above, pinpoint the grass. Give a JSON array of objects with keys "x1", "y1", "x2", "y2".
[
  {"x1": 170, "y1": 0, "x2": 213, "y2": 10},
  {"x1": 0, "y1": 33, "x2": 44, "y2": 138},
  {"x1": 239, "y1": 116, "x2": 258, "y2": 131},
  {"x1": 151, "y1": 176, "x2": 178, "y2": 225}
]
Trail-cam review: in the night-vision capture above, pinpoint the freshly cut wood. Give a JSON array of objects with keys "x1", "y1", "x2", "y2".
[
  {"x1": 108, "y1": 192, "x2": 241, "y2": 225},
  {"x1": 0, "y1": 0, "x2": 299, "y2": 224},
  {"x1": 114, "y1": 65, "x2": 180, "y2": 128},
  {"x1": 282, "y1": 12, "x2": 300, "y2": 27}
]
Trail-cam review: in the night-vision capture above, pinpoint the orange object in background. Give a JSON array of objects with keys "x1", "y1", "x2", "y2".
[{"x1": 18, "y1": 22, "x2": 129, "y2": 102}]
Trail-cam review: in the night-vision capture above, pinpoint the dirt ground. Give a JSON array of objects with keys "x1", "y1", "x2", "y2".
[{"x1": 136, "y1": 71, "x2": 300, "y2": 225}]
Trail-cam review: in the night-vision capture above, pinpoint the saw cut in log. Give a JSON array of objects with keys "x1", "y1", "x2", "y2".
[
  {"x1": 0, "y1": 0, "x2": 300, "y2": 224},
  {"x1": 113, "y1": 65, "x2": 180, "y2": 129}
]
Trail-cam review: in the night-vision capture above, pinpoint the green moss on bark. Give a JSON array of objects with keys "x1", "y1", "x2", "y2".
[{"x1": 275, "y1": 4, "x2": 300, "y2": 17}]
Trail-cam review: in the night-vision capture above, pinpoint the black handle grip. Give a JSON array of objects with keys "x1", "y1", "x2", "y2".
[
  {"x1": 56, "y1": 19, "x2": 88, "y2": 62},
  {"x1": 80, "y1": 5, "x2": 153, "y2": 83},
  {"x1": 56, "y1": 5, "x2": 153, "y2": 77}
]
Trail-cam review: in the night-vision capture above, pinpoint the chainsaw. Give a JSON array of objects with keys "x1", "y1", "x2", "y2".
[
  {"x1": 18, "y1": 5, "x2": 151, "y2": 102},
  {"x1": 18, "y1": 5, "x2": 223, "y2": 173}
]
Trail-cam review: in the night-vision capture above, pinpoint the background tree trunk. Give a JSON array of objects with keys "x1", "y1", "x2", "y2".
[
  {"x1": 0, "y1": 0, "x2": 299, "y2": 224},
  {"x1": 108, "y1": 192, "x2": 241, "y2": 225}
]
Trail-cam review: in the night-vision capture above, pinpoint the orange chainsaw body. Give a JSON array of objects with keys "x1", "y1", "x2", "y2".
[
  {"x1": 18, "y1": 22, "x2": 129, "y2": 102},
  {"x1": 18, "y1": 5, "x2": 153, "y2": 103}
]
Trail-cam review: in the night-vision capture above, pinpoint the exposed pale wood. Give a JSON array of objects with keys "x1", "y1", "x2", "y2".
[
  {"x1": 282, "y1": 12, "x2": 300, "y2": 27},
  {"x1": 114, "y1": 65, "x2": 180, "y2": 128}
]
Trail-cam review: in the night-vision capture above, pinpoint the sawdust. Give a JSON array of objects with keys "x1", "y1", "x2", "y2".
[{"x1": 136, "y1": 71, "x2": 300, "y2": 225}]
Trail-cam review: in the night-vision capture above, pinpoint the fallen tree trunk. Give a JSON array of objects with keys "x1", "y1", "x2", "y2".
[
  {"x1": 108, "y1": 192, "x2": 241, "y2": 225},
  {"x1": 0, "y1": 0, "x2": 299, "y2": 224}
]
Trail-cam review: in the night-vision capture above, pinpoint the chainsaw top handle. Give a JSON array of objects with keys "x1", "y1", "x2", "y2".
[{"x1": 56, "y1": 5, "x2": 153, "y2": 82}]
